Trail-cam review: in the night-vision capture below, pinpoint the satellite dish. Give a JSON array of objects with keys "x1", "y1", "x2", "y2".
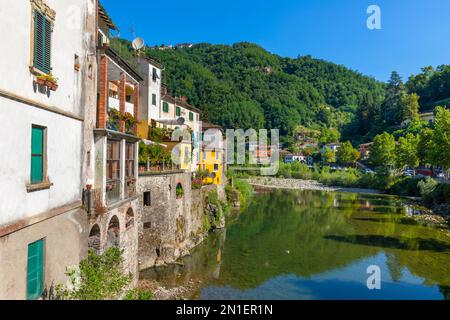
[
  {"x1": 177, "y1": 117, "x2": 185, "y2": 125},
  {"x1": 132, "y1": 37, "x2": 145, "y2": 51}
]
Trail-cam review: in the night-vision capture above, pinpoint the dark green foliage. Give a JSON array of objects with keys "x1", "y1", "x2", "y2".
[{"x1": 114, "y1": 40, "x2": 384, "y2": 142}]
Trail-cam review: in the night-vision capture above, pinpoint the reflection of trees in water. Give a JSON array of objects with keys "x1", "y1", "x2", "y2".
[
  {"x1": 140, "y1": 229, "x2": 227, "y2": 295},
  {"x1": 141, "y1": 190, "x2": 450, "y2": 297}
]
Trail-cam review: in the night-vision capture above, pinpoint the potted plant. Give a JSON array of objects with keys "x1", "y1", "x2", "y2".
[
  {"x1": 36, "y1": 74, "x2": 59, "y2": 91},
  {"x1": 123, "y1": 112, "x2": 137, "y2": 135}
]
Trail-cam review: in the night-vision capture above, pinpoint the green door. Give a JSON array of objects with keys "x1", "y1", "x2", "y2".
[{"x1": 27, "y1": 239, "x2": 44, "y2": 300}]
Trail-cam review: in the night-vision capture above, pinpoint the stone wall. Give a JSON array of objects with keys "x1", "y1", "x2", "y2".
[
  {"x1": 137, "y1": 172, "x2": 217, "y2": 270},
  {"x1": 87, "y1": 197, "x2": 140, "y2": 287}
]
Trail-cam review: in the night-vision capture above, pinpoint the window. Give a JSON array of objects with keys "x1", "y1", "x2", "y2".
[
  {"x1": 216, "y1": 151, "x2": 219, "y2": 160},
  {"x1": 214, "y1": 164, "x2": 219, "y2": 172},
  {"x1": 125, "y1": 142, "x2": 135, "y2": 178},
  {"x1": 106, "y1": 140, "x2": 121, "y2": 181},
  {"x1": 143, "y1": 191, "x2": 151, "y2": 206},
  {"x1": 176, "y1": 106, "x2": 181, "y2": 117},
  {"x1": 203, "y1": 151, "x2": 206, "y2": 160},
  {"x1": 31, "y1": 126, "x2": 46, "y2": 184},
  {"x1": 189, "y1": 112, "x2": 194, "y2": 121},
  {"x1": 152, "y1": 94, "x2": 157, "y2": 106},
  {"x1": 163, "y1": 102, "x2": 169, "y2": 113},
  {"x1": 152, "y1": 67, "x2": 157, "y2": 81},
  {"x1": 27, "y1": 239, "x2": 44, "y2": 300},
  {"x1": 33, "y1": 10, "x2": 52, "y2": 74}
]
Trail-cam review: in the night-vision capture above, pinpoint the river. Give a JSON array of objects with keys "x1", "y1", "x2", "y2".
[{"x1": 141, "y1": 189, "x2": 450, "y2": 300}]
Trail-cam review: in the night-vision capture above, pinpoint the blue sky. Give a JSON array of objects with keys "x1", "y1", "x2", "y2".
[{"x1": 102, "y1": 0, "x2": 450, "y2": 82}]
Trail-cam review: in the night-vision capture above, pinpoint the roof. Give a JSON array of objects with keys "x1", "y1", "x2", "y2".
[
  {"x1": 201, "y1": 122, "x2": 223, "y2": 132},
  {"x1": 140, "y1": 56, "x2": 164, "y2": 70},
  {"x1": 161, "y1": 94, "x2": 202, "y2": 114},
  {"x1": 98, "y1": 2, "x2": 118, "y2": 31},
  {"x1": 104, "y1": 47, "x2": 143, "y2": 82}
]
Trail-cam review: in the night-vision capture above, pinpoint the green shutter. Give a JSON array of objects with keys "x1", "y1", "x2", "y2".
[
  {"x1": 31, "y1": 127, "x2": 44, "y2": 184},
  {"x1": 27, "y1": 240, "x2": 44, "y2": 300},
  {"x1": 189, "y1": 112, "x2": 194, "y2": 121},
  {"x1": 33, "y1": 11, "x2": 51, "y2": 74},
  {"x1": 152, "y1": 94, "x2": 156, "y2": 106},
  {"x1": 176, "y1": 107, "x2": 181, "y2": 117},
  {"x1": 163, "y1": 102, "x2": 169, "y2": 113}
]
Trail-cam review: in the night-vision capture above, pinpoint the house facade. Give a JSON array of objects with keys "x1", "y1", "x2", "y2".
[
  {"x1": 82, "y1": 2, "x2": 142, "y2": 286},
  {"x1": 0, "y1": 0, "x2": 97, "y2": 299},
  {"x1": 200, "y1": 123, "x2": 225, "y2": 186}
]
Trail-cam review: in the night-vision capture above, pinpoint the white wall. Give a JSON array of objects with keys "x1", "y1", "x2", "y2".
[
  {"x1": 138, "y1": 58, "x2": 162, "y2": 123},
  {"x1": 0, "y1": 0, "x2": 90, "y2": 117},
  {"x1": 0, "y1": 0, "x2": 90, "y2": 225}
]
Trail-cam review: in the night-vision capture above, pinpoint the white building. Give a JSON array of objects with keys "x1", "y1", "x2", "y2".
[{"x1": 0, "y1": 0, "x2": 96, "y2": 299}]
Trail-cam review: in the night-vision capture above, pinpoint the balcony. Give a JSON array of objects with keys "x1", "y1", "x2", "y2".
[{"x1": 97, "y1": 47, "x2": 143, "y2": 136}]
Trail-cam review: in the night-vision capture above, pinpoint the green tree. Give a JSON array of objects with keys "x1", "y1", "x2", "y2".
[
  {"x1": 430, "y1": 107, "x2": 450, "y2": 173},
  {"x1": 395, "y1": 133, "x2": 419, "y2": 170},
  {"x1": 319, "y1": 127, "x2": 341, "y2": 145},
  {"x1": 323, "y1": 147, "x2": 336, "y2": 164},
  {"x1": 417, "y1": 127, "x2": 434, "y2": 166},
  {"x1": 400, "y1": 92, "x2": 420, "y2": 122},
  {"x1": 370, "y1": 132, "x2": 396, "y2": 168},
  {"x1": 382, "y1": 71, "x2": 405, "y2": 125},
  {"x1": 337, "y1": 141, "x2": 360, "y2": 166}
]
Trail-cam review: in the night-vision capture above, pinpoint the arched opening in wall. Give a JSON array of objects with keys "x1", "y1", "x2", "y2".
[
  {"x1": 176, "y1": 183, "x2": 184, "y2": 199},
  {"x1": 88, "y1": 224, "x2": 101, "y2": 254},
  {"x1": 106, "y1": 216, "x2": 120, "y2": 248},
  {"x1": 126, "y1": 208, "x2": 134, "y2": 229}
]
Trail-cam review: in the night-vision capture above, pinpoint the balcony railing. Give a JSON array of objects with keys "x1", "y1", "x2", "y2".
[{"x1": 106, "y1": 179, "x2": 121, "y2": 205}]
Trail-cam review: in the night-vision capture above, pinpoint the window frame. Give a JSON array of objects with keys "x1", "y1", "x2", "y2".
[
  {"x1": 162, "y1": 101, "x2": 169, "y2": 113},
  {"x1": 31, "y1": 9, "x2": 53, "y2": 75},
  {"x1": 106, "y1": 139, "x2": 121, "y2": 181},
  {"x1": 27, "y1": 239, "x2": 45, "y2": 300},
  {"x1": 30, "y1": 125, "x2": 47, "y2": 185},
  {"x1": 125, "y1": 142, "x2": 135, "y2": 178}
]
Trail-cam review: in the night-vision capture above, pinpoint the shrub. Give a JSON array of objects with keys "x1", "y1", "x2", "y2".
[
  {"x1": 123, "y1": 289, "x2": 154, "y2": 300},
  {"x1": 57, "y1": 248, "x2": 130, "y2": 300},
  {"x1": 418, "y1": 178, "x2": 439, "y2": 203},
  {"x1": 234, "y1": 179, "x2": 253, "y2": 208}
]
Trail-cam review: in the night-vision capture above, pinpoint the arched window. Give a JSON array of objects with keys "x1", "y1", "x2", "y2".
[
  {"x1": 88, "y1": 224, "x2": 101, "y2": 254},
  {"x1": 106, "y1": 216, "x2": 120, "y2": 248},
  {"x1": 126, "y1": 208, "x2": 134, "y2": 229}
]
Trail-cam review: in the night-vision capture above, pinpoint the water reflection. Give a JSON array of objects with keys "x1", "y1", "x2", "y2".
[{"x1": 141, "y1": 190, "x2": 450, "y2": 300}]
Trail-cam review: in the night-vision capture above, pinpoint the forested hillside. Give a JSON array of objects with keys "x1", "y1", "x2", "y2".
[{"x1": 111, "y1": 39, "x2": 449, "y2": 146}]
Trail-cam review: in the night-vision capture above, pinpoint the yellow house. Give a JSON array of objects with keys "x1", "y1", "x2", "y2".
[{"x1": 200, "y1": 123, "x2": 225, "y2": 185}]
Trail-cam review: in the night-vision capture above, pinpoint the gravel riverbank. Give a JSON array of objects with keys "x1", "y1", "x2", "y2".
[{"x1": 245, "y1": 177, "x2": 380, "y2": 195}]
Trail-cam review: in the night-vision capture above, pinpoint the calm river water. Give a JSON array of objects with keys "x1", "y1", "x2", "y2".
[{"x1": 141, "y1": 190, "x2": 450, "y2": 300}]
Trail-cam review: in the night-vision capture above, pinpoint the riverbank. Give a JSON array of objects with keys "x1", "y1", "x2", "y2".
[
  {"x1": 246, "y1": 177, "x2": 449, "y2": 227},
  {"x1": 245, "y1": 177, "x2": 380, "y2": 195}
]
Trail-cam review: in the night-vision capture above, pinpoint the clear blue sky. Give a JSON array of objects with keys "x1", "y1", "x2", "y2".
[{"x1": 102, "y1": 0, "x2": 450, "y2": 82}]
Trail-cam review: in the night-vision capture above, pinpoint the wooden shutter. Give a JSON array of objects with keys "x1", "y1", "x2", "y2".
[
  {"x1": 163, "y1": 102, "x2": 169, "y2": 113},
  {"x1": 27, "y1": 240, "x2": 44, "y2": 300},
  {"x1": 33, "y1": 11, "x2": 52, "y2": 74},
  {"x1": 176, "y1": 107, "x2": 181, "y2": 117},
  {"x1": 189, "y1": 112, "x2": 193, "y2": 121},
  {"x1": 31, "y1": 127, "x2": 44, "y2": 184}
]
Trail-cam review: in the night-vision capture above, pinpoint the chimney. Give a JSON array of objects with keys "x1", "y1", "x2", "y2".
[{"x1": 180, "y1": 96, "x2": 188, "y2": 103}]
